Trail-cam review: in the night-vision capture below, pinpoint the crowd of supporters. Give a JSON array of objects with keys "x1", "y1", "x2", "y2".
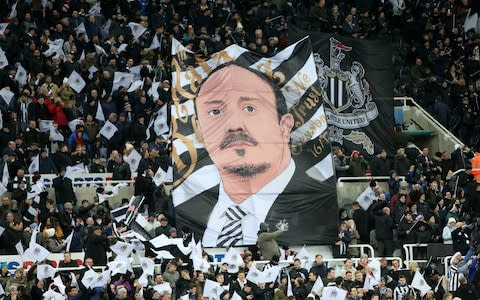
[
  {"x1": 0, "y1": 0, "x2": 478, "y2": 299},
  {"x1": 333, "y1": 142, "x2": 480, "y2": 255}
]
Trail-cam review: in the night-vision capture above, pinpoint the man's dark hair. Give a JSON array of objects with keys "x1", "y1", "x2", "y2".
[{"x1": 194, "y1": 62, "x2": 289, "y2": 121}]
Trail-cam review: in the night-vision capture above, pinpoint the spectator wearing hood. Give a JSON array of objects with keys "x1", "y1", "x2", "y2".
[
  {"x1": 442, "y1": 217, "x2": 457, "y2": 244},
  {"x1": 348, "y1": 150, "x2": 369, "y2": 177}
]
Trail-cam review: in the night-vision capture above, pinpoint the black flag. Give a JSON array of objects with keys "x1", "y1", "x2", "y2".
[{"x1": 289, "y1": 26, "x2": 394, "y2": 158}]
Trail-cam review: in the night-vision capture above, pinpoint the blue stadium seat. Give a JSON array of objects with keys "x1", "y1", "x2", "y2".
[{"x1": 394, "y1": 107, "x2": 404, "y2": 125}]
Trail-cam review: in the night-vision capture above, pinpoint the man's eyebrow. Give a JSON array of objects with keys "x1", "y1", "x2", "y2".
[
  {"x1": 202, "y1": 99, "x2": 224, "y2": 105},
  {"x1": 239, "y1": 96, "x2": 260, "y2": 101}
]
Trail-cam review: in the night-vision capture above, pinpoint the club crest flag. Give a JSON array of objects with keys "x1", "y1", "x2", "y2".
[
  {"x1": 289, "y1": 26, "x2": 394, "y2": 157},
  {"x1": 170, "y1": 37, "x2": 338, "y2": 246}
]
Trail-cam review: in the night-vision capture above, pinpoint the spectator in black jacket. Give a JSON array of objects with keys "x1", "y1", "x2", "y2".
[
  {"x1": 111, "y1": 155, "x2": 131, "y2": 180},
  {"x1": 374, "y1": 207, "x2": 395, "y2": 257},
  {"x1": 3, "y1": 220, "x2": 24, "y2": 255},
  {"x1": 455, "y1": 276, "x2": 478, "y2": 300},
  {"x1": 154, "y1": 216, "x2": 172, "y2": 237},
  {"x1": 52, "y1": 168, "x2": 77, "y2": 213},
  {"x1": 310, "y1": 254, "x2": 327, "y2": 279},
  {"x1": 289, "y1": 258, "x2": 309, "y2": 281},
  {"x1": 58, "y1": 252, "x2": 79, "y2": 268},
  {"x1": 451, "y1": 224, "x2": 472, "y2": 255},
  {"x1": 369, "y1": 149, "x2": 392, "y2": 176},
  {"x1": 59, "y1": 202, "x2": 76, "y2": 236},
  {"x1": 39, "y1": 199, "x2": 59, "y2": 225},
  {"x1": 134, "y1": 168, "x2": 156, "y2": 214},
  {"x1": 352, "y1": 201, "x2": 369, "y2": 244},
  {"x1": 52, "y1": 144, "x2": 72, "y2": 172},
  {"x1": 293, "y1": 278, "x2": 309, "y2": 300},
  {"x1": 38, "y1": 149, "x2": 57, "y2": 174},
  {"x1": 397, "y1": 211, "x2": 417, "y2": 245},
  {"x1": 84, "y1": 226, "x2": 109, "y2": 266},
  {"x1": 78, "y1": 199, "x2": 95, "y2": 222},
  {"x1": 334, "y1": 221, "x2": 354, "y2": 258},
  {"x1": 69, "y1": 218, "x2": 88, "y2": 253},
  {"x1": 23, "y1": 120, "x2": 42, "y2": 149}
]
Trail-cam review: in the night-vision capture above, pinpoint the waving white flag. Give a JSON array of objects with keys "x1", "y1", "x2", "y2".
[
  {"x1": 95, "y1": 102, "x2": 105, "y2": 121},
  {"x1": 123, "y1": 149, "x2": 142, "y2": 173},
  {"x1": 0, "y1": 48, "x2": 8, "y2": 69},
  {"x1": 128, "y1": 22, "x2": 147, "y2": 39},
  {"x1": 37, "y1": 264, "x2": 56, "y2": 280},
  {"x1": 411, "y1": 270, "x2": 432, "y2": 296},
  {"x1": 112, "y1": 72, "x2": 135, "y2": 92},
  {"x1": 0, "y1": 23, "x2": 8, "y2": 35},
  {"x1": 2, "y1": 161, "x2": 9, "y2": 188},
  {"x1": 28, "y1": 154, "x2": 39, "y2": 174},
  {"x1": 15, "y1": 64, "x2": 27, "y2": 86},
  {"x1": 65, "y1": 231, "x2": 74, "y2": 252},
  {"x1": 99, "y1": 120, "x2": 118, "y2": 140},
  {"x1": 68, "y1": 71, "x2": 86, "y2": 93},
  {"x1": 0, "y1": 88, "x2": 14, "y2": 105},
  {"x1": 150, "y1": 34, "x2": 161, "y2": 50}
]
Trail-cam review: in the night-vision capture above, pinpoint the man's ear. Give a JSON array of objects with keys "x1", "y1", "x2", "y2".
[
  {"x1": 279, "y1": 113, "x2": 294, "y2": 139},
  {"x1": 194, "y1": 116, "x2": 203, "y2": 143}
]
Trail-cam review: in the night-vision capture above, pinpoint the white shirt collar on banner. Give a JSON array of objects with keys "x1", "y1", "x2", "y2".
[{"x1": 202, "y1": 159, "x2": 295, "y2": 247}]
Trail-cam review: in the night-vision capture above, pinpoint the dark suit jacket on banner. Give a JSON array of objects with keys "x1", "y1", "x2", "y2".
[{"x1": 175, "y1": 167, "x2": 338, "y2": 246}]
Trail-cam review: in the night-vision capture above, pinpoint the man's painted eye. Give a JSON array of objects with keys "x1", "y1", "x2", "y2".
[
  {"x1": 243, "y1": 105, "x2": 256, "y2": 112},
  {"x1": 208, "y1": 108, "x2": 222, "y2": 116}
]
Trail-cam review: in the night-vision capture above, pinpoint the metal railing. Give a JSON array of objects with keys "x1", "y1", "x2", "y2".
[
  {"x1": 348, "y1": 244, "x2": 375, "y2": 258},
  {"x1": 402, "y1": 243, "x2": 429, "y2": 266},
  {"x1": 27, "y1": 256, "x2": 403, "y2": 274},
  {"x1": 452, "y1": 168, "x2": 480, "y2": 177},
  {"x1": 337, "y1": 176, "x2": 406, "y2": 183},
  {"x1": 394, "y1": 96, "x2": 463, "y2": 145},
  {"x1": 444, "y1": 256, "x2": 452, "y2": 277}
]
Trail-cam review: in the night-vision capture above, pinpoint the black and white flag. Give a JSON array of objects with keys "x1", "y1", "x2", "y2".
[
  {"x1": 171, "y1": 36, "x2": 338, "y2": 246},
  {"x1": 289, "y1": 26, "x2": 394, "y2": 157}
]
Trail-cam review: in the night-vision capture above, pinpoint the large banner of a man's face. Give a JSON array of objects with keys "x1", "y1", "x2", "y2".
[{"x1": 170, "y1": 38, "x2": 338, "y2": 247}]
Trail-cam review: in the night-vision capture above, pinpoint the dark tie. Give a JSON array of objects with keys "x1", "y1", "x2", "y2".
[{"x1": 217, "y1": 206, "x2": 247, "y2": 247}]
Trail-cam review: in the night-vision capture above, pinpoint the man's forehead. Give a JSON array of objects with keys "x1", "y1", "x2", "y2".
[{"x1": 198, "y1": 65, "x2": 273, "y2": 96}]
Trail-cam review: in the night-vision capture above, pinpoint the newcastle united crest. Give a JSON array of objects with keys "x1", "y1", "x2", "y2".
[{"x1": 314, "y1": 38, "x2": 379, "y2": 155}]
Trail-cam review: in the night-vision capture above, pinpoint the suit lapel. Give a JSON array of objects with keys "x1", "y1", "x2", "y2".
[{"x1": 175, "y1": 185, "x2": 219, "y2": 240}]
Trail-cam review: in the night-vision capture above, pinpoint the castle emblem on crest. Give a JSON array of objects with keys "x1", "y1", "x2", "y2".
[{"x1": 313, "y1": 38, "x2": 379, "y2": 155}]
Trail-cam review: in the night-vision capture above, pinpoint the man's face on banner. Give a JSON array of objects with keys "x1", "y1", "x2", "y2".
[{"x1": 196, "y1": 65, "x2": 293, "y2": 182}]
